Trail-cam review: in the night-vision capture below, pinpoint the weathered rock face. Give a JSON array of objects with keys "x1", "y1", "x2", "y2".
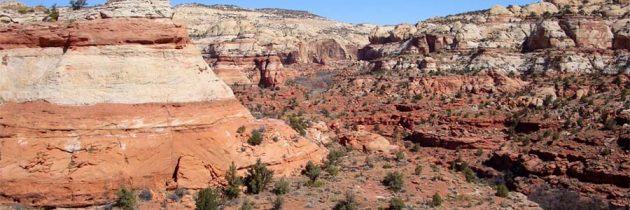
[
  {"x1": 527, "y1": 20, "x2": 576, "y2": 50},
  {"x1": 559, "y1": 19, "x2": 613, "y2": 49},
  {"x1": 360, "y1": 0, "x2": 630, "y2": 75},
  {"x1": 173, "y1": 4, "x2": 373, "y2": 64},
  {"x1": 0, "y1": 16, "x2": 324, "y2": 208}
]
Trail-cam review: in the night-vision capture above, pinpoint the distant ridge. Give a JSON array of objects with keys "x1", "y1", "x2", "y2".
[{"x1": 177, "y1": 3, "x2": 324, "y2": 19}]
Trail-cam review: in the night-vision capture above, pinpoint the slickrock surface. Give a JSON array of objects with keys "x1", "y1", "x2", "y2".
[{"x1": 0, "y1": 3, "x2": 325, "y2": 207}]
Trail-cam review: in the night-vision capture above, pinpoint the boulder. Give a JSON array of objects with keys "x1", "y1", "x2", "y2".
[
  {"x1": 526, "y1": 20, "x2": 576, "y2": 51},
  {"x1": 340, "y1": 131, "x2": 399, "y2": 154}
]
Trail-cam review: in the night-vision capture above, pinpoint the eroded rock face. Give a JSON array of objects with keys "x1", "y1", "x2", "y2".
[
  {"x1": 173, "y1": 4, "x2": 373, "y2": 64},
  {"x1": 0, "y1": 17, "x2": 324, "y2": 208}
]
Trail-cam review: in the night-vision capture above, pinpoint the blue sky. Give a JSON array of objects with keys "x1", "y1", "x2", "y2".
[{"x1": 21, "y1": 0, "x2": 539, "y2": 25}]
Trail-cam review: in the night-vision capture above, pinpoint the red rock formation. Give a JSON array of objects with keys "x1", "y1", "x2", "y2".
[
  {"x1": 0, "y1": 18, "x2": 189, "y2": 50},
  {"x1": 0, "y1": 18, "x2": 324, "y2": 208},
  {"x1": 560, "y1": 19, "x2": 613, "y2": 49},
  {"x1": 255, "y1": 55, "x2": 284, "y2": 88}
]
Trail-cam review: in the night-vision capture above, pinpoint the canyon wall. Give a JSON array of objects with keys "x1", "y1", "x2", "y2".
[
  {"x1": 0, "y1": 0, "x2": 325, "y2": 207},
  {"x1": 360, "y1": 1, "x2": 630, "y2": 75}
]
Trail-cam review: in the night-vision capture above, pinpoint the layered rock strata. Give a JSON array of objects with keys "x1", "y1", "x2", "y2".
[
  {"x1": 173, "y1": 4, "x2": 373, "y2": 64},
  {"x1": 0, "y1": 15, "x2": 324, "y2": 208},
  {"x1": 360, "y1": 1, "x2": 630, "y2": 75}
]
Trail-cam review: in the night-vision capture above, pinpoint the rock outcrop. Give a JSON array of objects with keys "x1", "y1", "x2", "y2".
[
  {"x1": 173, "y1": 4, "x2": 373, "y2": 64},
  {"x1": 360, "y1": 0, "x2": 630, "y2": 75},
  {"x1": 0, "y1": 1, "x2": 325, "y2": 207}
]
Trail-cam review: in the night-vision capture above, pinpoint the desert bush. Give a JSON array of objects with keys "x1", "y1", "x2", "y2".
[
  {"x1": 496, "y1": 184, "x2": 509, "y2": 198},
  {"x1": 70, "y1": 0, "x2": 87, "y2": 10},
  {"x1": 239, "y1": 198, "x2": 254, "y2": 210},
  {"x1": 288, "y1": 115, "x2": 308, "y2": 136},
  {"x1": 195, "y1": 188, "x2": 220, "y2": 210},
  {"x1": 247, "y1": 130, "x2": 263, "y2": 146},
  {"x1": 45, "y1": 4, "x2": 59, "y2": 22},
  {"x1": 115, "y1": 187, "x2": 136, "y2": 210},
  {"x1": 272, "y1": 196, "x2": 284, "y2": 210},
  {"x1": 414, "y1": 165, "x2": 423, "y2": 176},
  {"x1": 463, "y1": 167, "x2": 477, "y2": 183},
  {"x1": 302, "y1": 161, "x2": 321, "y2": 183},
  {"x1": 394, "y1": 151, "x2": 406, "y2": 162},
  {"x1": 244, "y1": 159, "x2": 274, "y2": 194},
  {"x1": 388, "y1": 197, "x2": 405, "y2": 210},
  {"x1": 273, "y1": 178, "x2": 290, "y2": 195},
  {"x1": 333, "y1": 191, "x2": 359, "y2": 210},
  {"x1": 237, "y1": 126, "x2": 246, "y2": 134},
  {"x1": 382, "y1": 172, "x2": 404, "y2": 192},
  {"x1": 224, "y1": 162, "x2": 242, "y2": 199},
  {"x1": 431, "y1": 193, "x2": 442, "y2": 207}
]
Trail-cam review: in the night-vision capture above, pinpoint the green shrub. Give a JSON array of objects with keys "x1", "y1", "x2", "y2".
[
  {"x1": 414, "y1": 165, "x2": 423, "y2": 176},
  {"x1": 115, "y1": 187, "x2": 136, "y2": 210},
  {"x1": 382, "y1": 172, "x2": 404, "y2": 192},
  {"x1": 272, "y1": 196, "x2": 284, "y2": 210},
  {"x1": 325, "y1": 164, "x2": 340, "y2": 177},
  {"x1": 333, "y1": 191, "x2": 359, "y2": 210},
  {"x1": 195, "y1": 188, "x2": 220, "y2": 210},
  {"x1": 273, "y1": 178, "x2": 290, "y2": 195},
  {"x1": 224, "y1": 162, "x2": 242, "y2": 199},
  {"x1": 326, "y1": 148, "x2": 346, "y2": 166},
  {"x1": 45, "y1": 4, "x2": 59, "y2": 22},
  {"x1": 409, "y1": 143, "x2": 421, "y2": 152},
  {"x1": 475, "y1": 149, "x2": 484, "y2": 156},
  {"x1": 388, "y1": 197, "x2": 405, "y2": 210},
  {"x1": 463, "y1": 167, "x2": 477, "y2": 183},
  {"x1": 302, "y1": 161, "x2": 321, "y2": 183},
  {"x1": 239, "y1": 198, "x2": 254, "y2": 210},
  {"x1": 289, "y1": 115, "x2": 308, "y2": 136},
  {"x1": 395, "y1": 151, "x2": 406, "y2": 162},
  {"x1": 496, "y1": 184, "x2": 509, "y2": 197},
  {"x1": 237, "y1": 126, "x2": 246, "y2": 134},
  {"x1": 244, "y1": 159, "x2": 274, "y2": 194},
  {"x1": 431, "y1": 193, "x2": 442, "y2": 207},
  {"x1": 248, "y1": 130, "x2": 263, "y2": 146}
]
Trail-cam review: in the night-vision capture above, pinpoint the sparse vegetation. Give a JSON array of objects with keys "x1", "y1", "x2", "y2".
[
  {"x1": 431, "y1": 193, "x2": 443, "y2": 207},
  {"x1": 237, "y1": 126, "x2": 246, "y2": 134},
  {"x1": 272, "y1": 196, "x2": 284, "y2": 210},
  {"x1": 195, "y1": 188, "x2": 220, "y2": 210},
  {"x1": 302, "y1": 160, "x2": 321, "y2": 184},
  {"x1": 247, "y1": 130, "x2": 263, "y2": 146},
  {"x1": 239, "y1": 198, "x2": 254, "y2": 210},
  {"x1": 273, "y1": 177, "x2": 290, "y2": 195},
  {"x1": 388, "y1": 197, "x2": 405, "y2": 210},
  {"x1": 288, "y1": 114, "x2": 308, "y2": 136},
  {"x1": 224, "y1": 162, "x2": 243, "y2": 199},
  {"x1": 333, "y1": 191, "x2": 359, "y2": 210},
  {"x1": 382, "y1": 171, "x2": 404, "y2": 192},
  {"x1": 45, "y1": 4, "x2": 59, "y2": 22},
  {"x1": 414, "y1": 165, "x2": 423, "y2": 176},
  {"x1": 70, "y1": 0, "x2": 87, "y2": 10},
  {"x1": 496, "y1": 184, "x2": 510, "y2": 198},
  {"x1": 244, "y1": 159, "x2": 274, "y2": 194},
  {"x1": 115, "y1": 187, "x2": 136, "y2": 210}
]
